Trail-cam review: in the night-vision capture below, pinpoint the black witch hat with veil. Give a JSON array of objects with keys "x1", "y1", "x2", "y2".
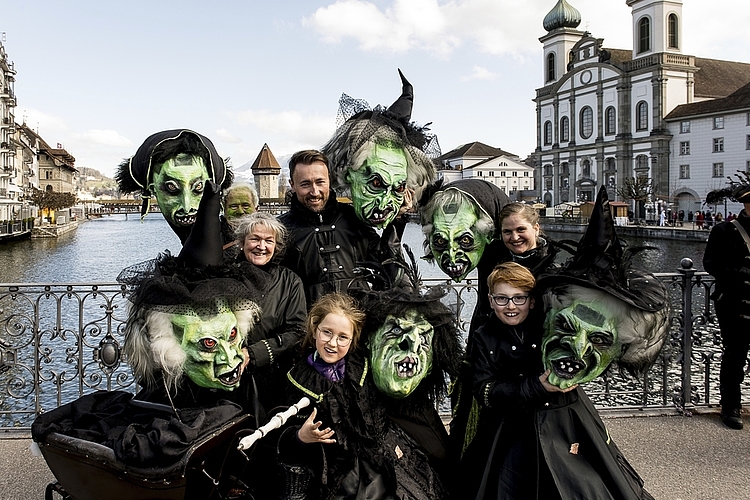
[
  {"x1": 537, "y1": 186, "x2": 671, "y2": 375},
  {"x1": 322, "y1": 69, "x2": 440, "y2": 203}
]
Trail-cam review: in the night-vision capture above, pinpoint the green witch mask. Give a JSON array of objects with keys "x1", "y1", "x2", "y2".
[
  {"x1": 429, "y1": 202, "x2": 491, "y2": 282},
  {"x1": 345, "y1": 143, "x2": 408, "y2": 228},
  {"x1": 150, "y1": 153, "x2": 210, "y2": 229},
  {"x1": 171, "y1": 309, "x2": 245, "y2": 390},
  {"x1": 370, "y1": 309, "x2": 434, "y2": 399},
  {"x1": 542, "y1": 299, "x2": 624, "y2": 389}
]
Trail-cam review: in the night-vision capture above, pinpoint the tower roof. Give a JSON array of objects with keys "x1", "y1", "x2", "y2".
[
  {"x1": 543, "y1": 0, "x2": 582, "y2": 32},
  {"x1": 250, "y1": 143, "x2": 281, "y2": 173}
]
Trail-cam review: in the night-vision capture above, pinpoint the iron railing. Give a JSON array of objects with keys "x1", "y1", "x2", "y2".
[{"x1": 0, "y1": 258, "x2": 745, "y2": 431}]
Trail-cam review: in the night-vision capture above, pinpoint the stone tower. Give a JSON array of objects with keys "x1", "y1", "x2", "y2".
[{"x1": 250, "y1": 143, "x2": 281, "y2": 201}]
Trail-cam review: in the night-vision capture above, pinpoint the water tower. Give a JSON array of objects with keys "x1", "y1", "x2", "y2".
[{"x1": 250, "y1": 143, "x2": 281, "y2": 202}]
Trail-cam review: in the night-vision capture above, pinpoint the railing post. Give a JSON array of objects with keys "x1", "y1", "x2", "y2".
[{"x1": 678, "y1": 258, "x2": 696, "y2": 412}]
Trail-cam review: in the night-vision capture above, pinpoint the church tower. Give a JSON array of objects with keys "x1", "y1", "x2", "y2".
[
  {"x1": 250, "y1": 143, "x2": 281, "y2": 201},
  {"x1": 539, "y1": 0, "x2": 584, "y2": 85},
  {"x1": 627, "y1": 0, "x2": 683, "y2": 58}
]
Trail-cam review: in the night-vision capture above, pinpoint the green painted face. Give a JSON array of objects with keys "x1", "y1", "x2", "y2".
[
  {"x1": 171, "y1": 309, "x2": 244, "y2": 390},
  {"x1": 542, "y1": 300, "x2": 623, "y2": 389},
  {"x1": 345, "y1": 144, "x2": 408, "y2": 228},
  {"x1": 429, "y1": 203, "x2": 490, "y2": 282},
  {"x1": 369, "y1": 309, "x2": 433, "y2": 399},
  {"x1": 224, "y1": 189, "x2": 255, "y2": 220},
  {"x1": 150, "y1": 154, "x2": 210, "y2": 228}
]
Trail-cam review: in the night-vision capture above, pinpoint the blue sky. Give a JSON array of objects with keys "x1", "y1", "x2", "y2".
[{"x1": 4, "y1": 0, "x2": 749, "y2": 178}]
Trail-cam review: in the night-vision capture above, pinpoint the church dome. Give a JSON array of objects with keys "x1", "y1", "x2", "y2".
[{"x1": 543, "y1": 0, "x2": 582, "y2": 31}]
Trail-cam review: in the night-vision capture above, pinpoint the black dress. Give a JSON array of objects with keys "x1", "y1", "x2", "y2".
[
  {"x1": 279, "y1": 349, "x2": 448, "y2": 500},
  {"x1": 463, "y1": 312, "x2": 652, "y2": 500}
]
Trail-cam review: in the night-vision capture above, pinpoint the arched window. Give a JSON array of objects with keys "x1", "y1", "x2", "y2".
[
  {"x1": 544, "y1": 121, "x2": 553, "y2": 145},
  {"x1": 560, "y1": 116, "x2": 570, "y2": 142},
  {"x1": 636, "y1": 101, "x2": 649, "y2": 131},
  {"x1": 580, "y1": 106, "x2": 593, "y2": 139},
  {"x1": 636, "y1": 155, "x2": 649, "y2": 170},
  {"x1": 668, "y1": 14, "x2": 678, "y2": 49},
  {"x1": 582, "y1": 158, "x2": 591, "y2": 178},
  {"x1": 638, "y1": 17, "x2": 650, "y2": 53},
  {"x1": 605, "y1": 107, "x2": 616, "y2": 135},
  {"x1": 547, "y1": 53, "x2": 556, "y2": 82},
  {"x1": 606, "y1": 157, "x2": 616, "y2": 171}
]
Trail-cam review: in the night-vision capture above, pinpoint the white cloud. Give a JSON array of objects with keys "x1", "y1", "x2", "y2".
[
  {"x1": 305, "y1": 0, "x2": 462, "y2": 56},
  {"x1": 20, "y1": 108, "x2": 70, "y2": 136},
  {"x1": 231, "y1": 109, "x2": 336, "y2": 146},
  {"x1": 305, "y1": 0, "x2": 750, "y2": 63},
  {"x1": 73, "y1": 129, "x2": 132, "y2": 148},
  {"x1": 461, "y1": 65, "x2": 498, "y2": 81},
  {"x1": 215, "y1": 128, "x2": 242, "y2": 144}
]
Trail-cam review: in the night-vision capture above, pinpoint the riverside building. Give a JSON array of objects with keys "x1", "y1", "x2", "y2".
[{"x1": 534, "y1": 0, "x2": 750, "y2": 216}]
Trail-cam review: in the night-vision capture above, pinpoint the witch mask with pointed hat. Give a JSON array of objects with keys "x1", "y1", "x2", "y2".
[
  {"x1": 115, "y1": 129, "x2": 232, "y2": 243},
  {"x1": 121, "y1": 181, "x2": 264, "y2": 394},
  {"x1": 322, "y1": 70, "x2": 439, "y2": 228},
  {"x1": 539, "y1": 187, "x2": 670, "y2": 389}
]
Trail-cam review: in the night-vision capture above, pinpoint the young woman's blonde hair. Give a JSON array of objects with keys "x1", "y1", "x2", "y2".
[{"x1": 302, "y1": 293, "x2": 366, "y2": 351}]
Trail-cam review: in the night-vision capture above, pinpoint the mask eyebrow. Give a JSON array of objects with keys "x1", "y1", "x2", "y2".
[{"x1": 572, "y1": 304, "x2": 606, "y2": 327}]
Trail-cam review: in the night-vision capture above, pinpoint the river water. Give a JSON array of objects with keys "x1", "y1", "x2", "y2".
[{"x1": 0, "y1": 215, "x2": 708, "y2": 284}]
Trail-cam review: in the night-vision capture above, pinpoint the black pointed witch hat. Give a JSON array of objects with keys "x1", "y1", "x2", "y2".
[{"x1": 538, "y1": 186, "x2": 667, "y2": 312}]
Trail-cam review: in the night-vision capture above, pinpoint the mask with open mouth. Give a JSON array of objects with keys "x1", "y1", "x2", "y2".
[
  {"x1": 542, "y1": 299, "x2": 623, "y2": 389},
  {"x1": 369, "y1": 309, "x2": 434, "y2": 399},
  {"x1": 171, "y1": 306, "x2": 246, "y2": 390},
  {"x1": 345, "y1": 143, "x2": 408, "y2": 229}
]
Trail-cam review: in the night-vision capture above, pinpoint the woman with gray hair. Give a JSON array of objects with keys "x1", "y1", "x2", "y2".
[{"x1": 234, "y1": 212, "x2": 307, "y2": 416}]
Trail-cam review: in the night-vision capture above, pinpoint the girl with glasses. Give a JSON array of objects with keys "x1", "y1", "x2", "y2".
[{"x1": 278, "y1": 292, "x2": 447, "y2": 499}]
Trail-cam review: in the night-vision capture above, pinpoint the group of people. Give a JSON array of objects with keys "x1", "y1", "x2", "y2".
[{"x1": 37, "y1": 70, "x2": 692, "y2": 500}]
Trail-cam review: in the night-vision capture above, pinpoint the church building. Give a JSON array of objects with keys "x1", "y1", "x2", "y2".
[{"x1": 534, "y1": 0, "x2": 750, "y2": 216}]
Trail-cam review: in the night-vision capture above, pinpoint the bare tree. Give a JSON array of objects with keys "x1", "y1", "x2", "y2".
[{"x1": 617, "y1": 177, "x2": 657, "y2": 222}]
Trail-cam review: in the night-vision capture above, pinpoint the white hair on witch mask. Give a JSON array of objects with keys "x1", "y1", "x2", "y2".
[
  {"x1": 326, "y1": 119, "x2": 436, "y2": 202},
  {"x1": 123, "y1": 299, "x2": 260, "y2": 392},
  {"x1": 543, "y1": 284, "x2": 670, "y2": 375}
]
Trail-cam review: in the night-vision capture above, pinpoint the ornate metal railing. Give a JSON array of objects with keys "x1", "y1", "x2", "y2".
[{"x1": 0, "y1": 259, "x2": 743, "y2": 431}]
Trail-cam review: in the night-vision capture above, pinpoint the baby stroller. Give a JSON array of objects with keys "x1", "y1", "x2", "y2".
[{"x1": 32, "y1": 390, "x2": 301, "y2": 500}]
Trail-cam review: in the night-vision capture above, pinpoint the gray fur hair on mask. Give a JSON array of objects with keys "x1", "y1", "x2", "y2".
[
  {"x1": 420, "y1": 187, "x2": 495, "y2": 252},
  {"x1": 124, "y1": 300, "x2": 260, "y2": 391},
  {"x1": 542, "y1": 284, "x2": 670, "y2": 377},
  {"x1": 324, "y1": 118, "x2": 436, "y2": 203}
]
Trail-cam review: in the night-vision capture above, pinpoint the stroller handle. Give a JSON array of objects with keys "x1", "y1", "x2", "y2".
[{"x1": 237, "y1": 397, "x2": 311, "y2": 451}]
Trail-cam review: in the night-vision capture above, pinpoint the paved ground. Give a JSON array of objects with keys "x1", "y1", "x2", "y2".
[{"x1": 2, "y1": 409, "x2": 749, "y2": 500}]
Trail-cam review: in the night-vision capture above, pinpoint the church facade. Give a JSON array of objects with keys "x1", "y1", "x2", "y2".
[{"x1": 534, "y1": 0, "x2": 750, "y2": 216}]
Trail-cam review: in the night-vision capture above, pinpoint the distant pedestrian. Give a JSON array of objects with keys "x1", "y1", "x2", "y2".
[
  {"x1": 727, "y1": 212, "x2": 735, "y2": 222},
  {"x1": 679, "y1": 210, "x2": 685, "y2": 222},
  {"x1": 696, "y1": 211, "x2": 704, "y2": 229},
  {"x1": 705, "y1": 212, "x2": 714, "y2": 229},
  {"x1": 715, "y1": 212, "x2": 723, "y2": 223},
  {"x1": 703, "y1": 183, "x2": 750, "y2": 430},
  {"x1": 659, "y1": 209, "x2": 666, "y2": 227},
  {"x1": 688, "y1": 211, "x2": 694, "y2": 223}
]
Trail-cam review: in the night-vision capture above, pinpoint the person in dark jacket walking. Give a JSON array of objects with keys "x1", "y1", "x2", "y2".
[
  {"x1": 279, "y1": 150, "x2": 406, "y2": 305},
  {"x1": 704, "y1": 182, "x2": 750, "y2": 429}
]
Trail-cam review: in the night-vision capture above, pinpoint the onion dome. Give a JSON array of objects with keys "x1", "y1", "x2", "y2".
[{"x1": 543, "y1": 0, "x2": 582, "y2": 31}]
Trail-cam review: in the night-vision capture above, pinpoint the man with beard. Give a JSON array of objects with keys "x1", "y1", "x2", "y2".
[
  {"x1": 115, "y1": 129, "x2": 232, "y2": 244},
  {"x1": 279, "y1": 149, "x2": 406, "y2": 304}
]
